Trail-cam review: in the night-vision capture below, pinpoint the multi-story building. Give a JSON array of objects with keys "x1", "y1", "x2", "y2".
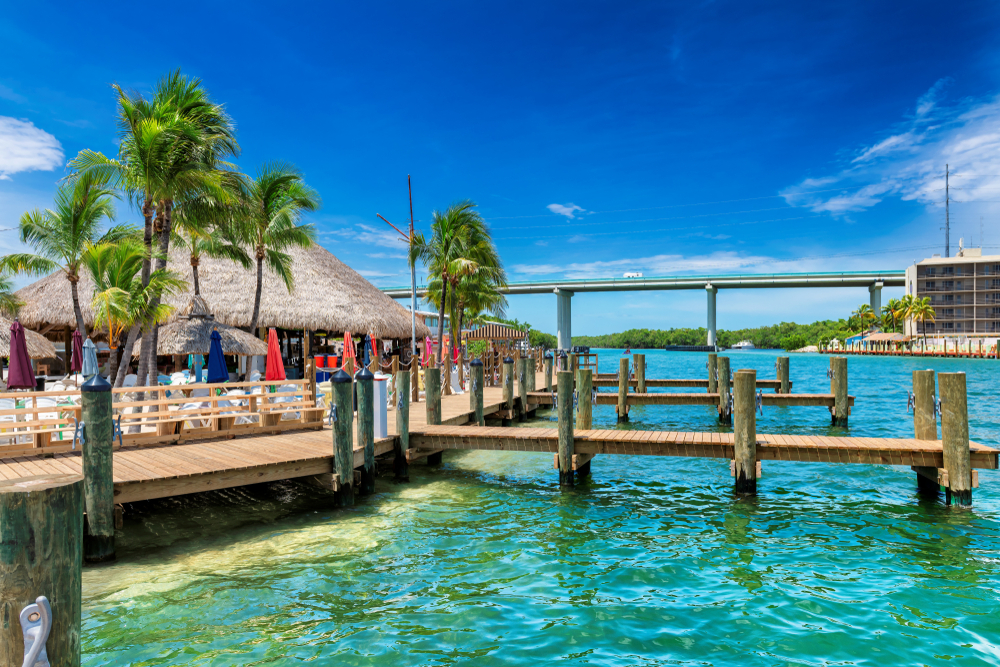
[{"x1": 904, "y1": 247, "x2": 1000, "y2": 337}]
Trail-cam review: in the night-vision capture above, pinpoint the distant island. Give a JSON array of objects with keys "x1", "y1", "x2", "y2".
[{"x1": 573, "y1": 320, "x2": 849, "y2": 351}]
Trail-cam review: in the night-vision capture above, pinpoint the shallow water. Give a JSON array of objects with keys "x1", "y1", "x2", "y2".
[{"x1": 82, "y1": 350, "x2": 1000, "y2": 665}]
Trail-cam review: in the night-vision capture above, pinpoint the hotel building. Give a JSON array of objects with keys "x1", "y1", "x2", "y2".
[{"x1": 904, "y1": 247, "x2": 1000, "y2": 337}]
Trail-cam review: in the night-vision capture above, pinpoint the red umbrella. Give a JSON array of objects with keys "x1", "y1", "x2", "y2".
[
  {"x1": 265, "y1": 328, "x2": 286, "y2": 382},
  {"x1": 70, "y1": 329, "x2": 83, "y2": 373},
  {"x1": 7, "y1": 320, "x2": 35, "y2": 390}
]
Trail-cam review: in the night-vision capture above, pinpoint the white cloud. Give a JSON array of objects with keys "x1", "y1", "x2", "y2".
[
  {"x1": 366, "y1": 252, "x2": 406, "y2": 259},
  {"x1": 547, "y1": 203, "x2": 585, "y2": 218},
  {"x1": 567, "y1": 234, "x2": 589, "y2": 243},
  {"x1": 0, "y1": 117, "x2": 63, "y2": 179},
  {"x1": 535, "y1": 240, "x2": 548, "y2": 247},
  {"x1": 324, "y1": 221, "x2": 407, "y2": 249},
  {"x1": 782, "y1": 80, "x2": 1000, "y2": 216}
]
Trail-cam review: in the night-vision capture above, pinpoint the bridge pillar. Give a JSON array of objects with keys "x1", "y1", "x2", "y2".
[
  {"x1": 706, "y1": 283, "x2": 717, "y2": 348},
  {"x1": 555, "y1": 288, "x2": 574, "y2": 351},
  {"x1": 869, "y1": 281, "x2": 883, "y2": 319}
]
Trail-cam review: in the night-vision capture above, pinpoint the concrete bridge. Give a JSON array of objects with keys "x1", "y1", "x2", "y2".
[{"x1": 381, "y1": 270, "x2": 906, "y2": 349}]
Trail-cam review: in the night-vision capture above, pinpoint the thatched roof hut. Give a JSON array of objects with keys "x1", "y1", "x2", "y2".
[
  {"x1": 133, "y1": 296, "x2": 269, "y2": 357},
  {"x1": 0, "y1": 318, "x2": 56, "y2": 359},
  {"x1": 15, "y1": 244, "x2": 431, "y2": 339}
]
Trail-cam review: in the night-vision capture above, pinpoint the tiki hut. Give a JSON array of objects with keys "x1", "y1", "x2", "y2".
[
  {"x1": 14, "y1": 244, "x2": 431, "y2": 339},
  {"x1": 132, "y1": 296, "x2": 268, "y2": 358},
  {"x1": 0, "y1": 318, "x2": 56, "y2": 359}
]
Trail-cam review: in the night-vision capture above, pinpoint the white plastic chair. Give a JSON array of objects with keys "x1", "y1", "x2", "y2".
[
  {"x1": 223, "y1": 389, "x2": 257, "y2": 425},
  {"x1": 272, "y1": 383, "x2": 302, "y2": 420}
]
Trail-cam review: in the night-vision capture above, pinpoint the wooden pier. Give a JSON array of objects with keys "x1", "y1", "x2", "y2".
[
  {"x1": 592, "y1": 377, "x2": 789, "y2": 390},
  {"x1": 527, "y1": 391, "x2": 851, "y2": 408}
]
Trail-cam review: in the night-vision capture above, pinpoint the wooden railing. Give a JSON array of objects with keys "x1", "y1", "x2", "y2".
[{"x1": 0, "y1": 373, "x2": 323, "y2": 459}]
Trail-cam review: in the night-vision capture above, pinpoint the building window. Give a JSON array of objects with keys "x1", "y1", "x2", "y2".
[
  {"x1": 926, "y1": 267, "x2": 937, "y2": 276},
  {"x1": 944, "y1": 266, "x2": 955, "y2": 275},
  {"x1": 944, "y1": 322, "x2": 954, "y2": 330},
  {"x1": 925, "y1": 281, "x2": 935, "y2": 290}
]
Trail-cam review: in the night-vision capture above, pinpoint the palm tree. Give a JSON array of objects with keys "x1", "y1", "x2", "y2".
[
  {"x1": 412, "y1": 201, "x2": 502, "y2": 363},
  {"x1": 82, "y1": 239, "x2": 187, "y2": 385},
  {"x1": 0, "y1": 274, "x2": 22, "y2": 318},
  {"x1": 426, "y1": 268, "x2": 508, "y2": 356},
  {"x1": 910, "y1": 297, "x2": 936, "y2": 343},
  {"x1": 232, "y1": 163, "x2": 319, "y2": 333},
  {"x1": 895, "y1": 294, "x2": 916, "y2": 335},
  {"x1": 883, "y1": 298, "x2": 903, "y2": 333},
  {"x1": 3, "y1": 172, "x2": 135, "y2": 338},
  {"x1": 851, "y1": 304, "x2": 877, "y2": 331},
  {"x1": 171, "y1": 199, "x2": 251, "y2": 296}
]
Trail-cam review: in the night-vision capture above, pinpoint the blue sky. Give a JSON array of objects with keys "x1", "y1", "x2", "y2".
[{"x1": 3, "y1": 1, "x2": 1000, "y2": 336}]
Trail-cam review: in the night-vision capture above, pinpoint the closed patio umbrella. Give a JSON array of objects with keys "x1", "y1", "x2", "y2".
[
  {"x1": 265, "y1": 328, "x2": 285, "y2": 382},
  {"x1": 7, "y1": 320, "x2": 35, "y2": 390},
  {"x1": 71, "y1": 329, "x2": 83, "y2": 373},
  {"x1": 206, "y1": 329, "x2": 228, "y2": 384},
  {"x1": 82, "y1": 338, "x2": 99, "y2": 378}
]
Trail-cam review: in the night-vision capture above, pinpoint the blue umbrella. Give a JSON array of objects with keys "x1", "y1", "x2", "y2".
[
  {"x1": 82, "y1": 338, "x2": 99, "y2": 378},
  {"x1": 206, "y1": 329, "x2": 228, "y2": 384},
  {"x1": 361, "y1": 334, "x2": 372, "y2": 368}
]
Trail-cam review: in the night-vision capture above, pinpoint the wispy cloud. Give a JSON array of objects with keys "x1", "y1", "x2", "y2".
[
  {"x1": 547, "y1": 203, "x2": 585, "y2": 218},
  {"x1": 511, "y1": 251, "x2": 775, "y2": 279},
  {"x1": 567, "y1": 234, "x2": 589, "y2": 243},
  {"x1": 322, "y1": 219, "x2": 407, "y2": 250},
  {"x1": 0, "y1": 85, "x2": 25, "y2": 104},
  {"x1": 366, "y1": 252, "x2": 406, "y2": 259},
  {"x1": 535, "y1": 240, "x2": 548, "y2": 247},
  {"x1": 0, "y1": 117, "x2": 63, "y2": 179},
  {"x1": 782, "y1": 79, "x2": 1000, "y2": 216}
]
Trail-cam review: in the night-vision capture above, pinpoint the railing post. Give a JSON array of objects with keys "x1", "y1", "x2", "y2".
[
  {"x1": 557, "y1": 370, "x2": 574, "y2": 487},
  {"x1": 717, "y1": 355, "x2": 731, "y2": 425},
  {"x1": 0, "y1": 474, "x2": 83, "y2": 667},
  {"x1": 331, "y1": 369, "x2": 354, "y2": 507},
  {"x1": 470, "y1": 359, "x2": 484, "y2": 426},
  {"x1": 940, "y1": 372, "x2": 972, "y2": 506},
  {"x1": 544, "y1": 353, "x2": 553, "y2": 390},
  {"x1": 357, "y1": 367, "x2": 375, "y2": 495},
  {"x1": 617, "y1": 357, "x2": 630, "y2": 423},
  {"x1": 81, "y1": 373, "x2": 115, "y2": 563},
  {"x1": 502, "y1": 357, "x2": 514, "y2": 424},
  {"x1": 634, "y1": 353, "x2": 646, "y2": 393},
  {"x1": 395, "y1": 368, "x2": 409, "y2": 482},
  {"x1": 777, "y1": 356, "x2": 790, "y2": 394},
  {"x1": 733, "y1": 369, "x2": 757, "y2": 495},
  {"x1": 707, "y1": 352, "x2": 717, "y2": 393},
  {"x1": 831, "y1": 356, "x2": 848, "y2": 427}
]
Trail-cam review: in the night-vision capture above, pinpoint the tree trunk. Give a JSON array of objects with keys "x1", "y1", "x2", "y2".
[
  {"x1": 437, "y1": 278, "x2": 448, "y2": 364},
  {"x1": 108, "y1": 345, "x2": 119, "y2": 386},
  {"x1": 137, "y1": 199, "x2": 156, "y2": 390},
  {"x1": 68, "y1": 274, "x2": 86, "y2": 340},
  {"x1": 114, "y1": 325, "x2": 140, "y2": 387},
  {"x1": 192, "y1": 259, "x2": 200, "y2": 296},
  {"x1": 248, "y1": 254, "x2": 264, "y2": 334}
]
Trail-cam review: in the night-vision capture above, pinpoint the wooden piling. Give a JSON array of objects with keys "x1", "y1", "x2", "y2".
[
  {"x1": 634, "y1": 353, "x2": 646, "y2": 393},
  {"x1": 544, "y1": 353, "x2": 553, "y2": 390},
  {"x1": 395, "y1": 370, "x2": 409, "y2": 481},
  {"x1": 357, "y1": 368, "x2": 375, "y2": 495},
  {"x1": 777, "y1": 356, "x2": 790, "y2": 394},
  {"x1": 470, "y1": 359, "x2": 485, "y2": 426},
  {"x1": 707, "y1": 352, "x2": 717, "y2": 394},
  {"x1": 502, "y1": 357, "x2": 514, "y2": 422},
  {"x1": 81, "y1": 373, "x2": 115, "y2": 563},
  {"x1": 617, "y1": 357, "x2": 630, "y2": 423},
  {"x1": 557, "y1": 371, "x2": 574, "y2": 487},
  {"x1": 733, "y1": 369, "x2": 757, "y2": 495},
  {"x1": 425, "y1": 367, "x2": 441, "y2": 426},
  {"x1": 517, "y1": 357, "x2": 529, "y2": 421},
  {"x1": 527, "y1": 355, "x2": 536, "y2": 393},
  {"x1": 939, "y1": 372, "x2": 972, "y2": 506},
  {"x1": 442, "y1": 353, "x2": 452, "y2": 396},
  {"x1": 831, "y1": 356, "x2": 848, "y2": 427},
  {"x1": 0, "y1": 474, "x2": 83, "y2": 667},
  {"x1": 912, "y1": 369, "x2": 938, "y2": 494},
  {"x1": 410, "y1": 356, "x2": 419, "y2": 403},
  {"x1": 576, "y1": 368, "x2": 593, "y2": 430},
  {"x1": 717, "y1": 355, "x2": 731, "y2": 425},
  {"x1": 331, "y1": 369, "x2": 354, "y2": 506}
]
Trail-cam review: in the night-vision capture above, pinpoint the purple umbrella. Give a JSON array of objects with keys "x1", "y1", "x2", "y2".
[
  {"x1": 7, "y1": 320, "x2": 35, "y2": 390},
  {"x1": 71, "y1": 329, "x2": 83, "y2": 373}
]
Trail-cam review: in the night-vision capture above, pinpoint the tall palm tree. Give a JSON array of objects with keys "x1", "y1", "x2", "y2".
[
  {"x1": 910, "y1": 297, "x2": 936, "y2": 343},
  {"x1": 412, "y1": 201, "x2": 502, "y2": 363},
  {"x1": 171, "y1": 198, "x2": 251, "y2": 296},
  {"x1": 0, "y1": 274, "x2": 22, "y2": 318},
  {"x1": 82, "y1": 239, "x2": 187, "y2": 385},
  {"x1": 4, "y1": 172, "x2": 135, "y2": 338},
  {"x1": 852, "y1": 304, "x2": 877, "y2": 331},
  {"x1": 232, "y1": 163, "x2": 319, "y2": 333},
  {"x1": 883, "y1": 298, "x2": 903, "y2": 333}
]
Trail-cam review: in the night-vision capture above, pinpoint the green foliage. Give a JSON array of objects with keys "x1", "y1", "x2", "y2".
[{"x1": 573, "y1": 320, "x2": 851, "y2": 350}]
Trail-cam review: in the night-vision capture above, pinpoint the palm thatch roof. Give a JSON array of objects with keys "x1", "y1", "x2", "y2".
[
  {"x1": 15, "y1": 244, "x2": 430, "y2": 339},
  {"x1": 0, "y1": 318, "x2": 57, "y2": 359},
  {"x1": 132, "y1": 296, "x2": 269, "y2": 357},
  {"x1": 467, "y1": 323, "x2": 528, "y2": 341}
]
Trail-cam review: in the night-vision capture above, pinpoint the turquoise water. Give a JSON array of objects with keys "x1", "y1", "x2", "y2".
[{"x1": 82, "y1": 350, "x2": 1000, "y2": 665}]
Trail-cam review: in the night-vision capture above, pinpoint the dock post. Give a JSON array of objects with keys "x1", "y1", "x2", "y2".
[
  {"x1": 502, "y1": 356, "x2": 514, "y2": 424},
  {"x1": 544, "y1": 353, "x2": 553, "y2": 390},
  {"x1": 575, "y1": 367, "x2": 593, "y2": 477},
  {"x1": 527, "y1": 354, "x2": 536, "y2": 393},
  {"x1": 442, "y1": 353, "x2": 452, "y2": 396},
  {"x1": 912, "y1": 369, "x2": 938, "y2": 494},
  {"x1": 425, "y1": 367, "x2": 442, "y2": 465},
  {"x1": 0, "y1": 474, "x2": 83, "y2": 667},
  {"x1": 777, "y1": 356, "x2": 790, "y2": 394},
  {"x1": 939, "y1": 372, "x2": 972, "y2": 506},
  {"x1": 733, "y1": 369, "x2": 757, "y2": 495},
  {"x1": 81, "y1": 373, "x2": 115, "y2": 563},
  {"x1": 831, "y1": 356, "x2": 848, "y2": 427},
  {"x1": 717, "y1": 355, "x2": 731, "y2": 425},
  {"x1": 331, "y1": 369, "x2": 355, "y2": 506},
  {"x1": 617, "y1": 357, "x2": 630, "y2": 423},
  {"x1": 707, "y1": 352, "x2": 718, "y2": 393},
  {"x1": 395, "y1": 369, "x2": 409, "y2": 482},
  {"x1": 635, "y1": 353, "x2": 646, "y2": 393},
  {"x1": 410, "y1": 356, "x2": 419, "y2": 403},
  {"x1": 357, "y1": 367, "x2": 375, "y2": 495},
  {"x1": 517, "y1": 357, "x2": 529, "y2": 422},
  {"x1": 557, "y1": 370, "x2": 574, "y2": 487},
  {"x1": 470, "y1": 358, "x2": 485, "y2": 426}
]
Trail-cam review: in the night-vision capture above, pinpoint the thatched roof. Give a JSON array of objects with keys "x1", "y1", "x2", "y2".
[
  {"x1": 14, "y1": 244, "x2": 431, "y2": 339},
  {"x1": 0, "y1": 318, "x2": 56, "y2": 359},
  {"x1": 467, "y1": 323, "x2": 528, "y2": 340},
  {"x1": 132, "y1": 296, "x2": 269, "y2": 357}
]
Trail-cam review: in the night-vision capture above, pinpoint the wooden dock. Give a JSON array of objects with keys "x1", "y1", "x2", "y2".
[
  {"x1": 591, "y1": 377, "x2": 788, "y2": 390},
  {"x1": 527, "y1": 391, "x2": 852, "y2": 408}
]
